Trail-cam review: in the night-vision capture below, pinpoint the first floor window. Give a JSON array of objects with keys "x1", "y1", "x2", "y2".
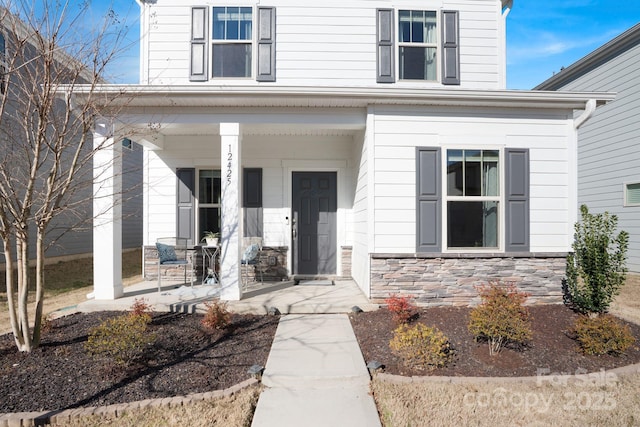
[
  {"x1": 198, "y1": 170, "x2": 221, "y2": 241},
  {"x1": 446, "y1": 149, "x2": 500, "y2": 248},
  {"x1": 398, "y1": 10, "x2": 437, "y2": 81},
  {"x1": 625, "y1": 182, "x2": 640, "y2": 206},
  {"x1": 212, "y1": 6, "x2": 252, "y2": 78},
  {"x1": 416, "y1": 146, "x2": 528, "y2": 253}
]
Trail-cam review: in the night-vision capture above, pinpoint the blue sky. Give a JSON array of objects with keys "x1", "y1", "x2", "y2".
[
  {"x1": 101, "y1": 0, "x2": 639, "y2": 89},
  {"x1": 507, "y1": 0, "x2": 640, "y2": 89}
]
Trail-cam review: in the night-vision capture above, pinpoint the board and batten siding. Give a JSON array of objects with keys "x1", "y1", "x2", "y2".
[
  {"x1": 550, "y1": 42, "x2": 640, "y2": 272},
  {"x1": 371, "y1": 106, "x2": 574, "y2": 253},
  {"x1": 140, "y1": 0, "x2": 504, "y2": 89}
]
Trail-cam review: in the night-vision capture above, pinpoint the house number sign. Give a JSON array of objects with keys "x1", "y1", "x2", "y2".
[{"x1": 227, "y1": 144, "x2": 232, "y2": 184}]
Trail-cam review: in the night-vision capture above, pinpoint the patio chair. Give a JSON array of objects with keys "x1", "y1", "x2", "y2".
[
  {"x1": 241, "y1": 237, "x2": 265, "y2": 290},
  {"x1": 156, "y1": 237, "x2": 194, "y2": 292}
]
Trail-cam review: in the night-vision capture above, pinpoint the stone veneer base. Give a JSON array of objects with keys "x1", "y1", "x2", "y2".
[{"x1": 370, "y1": 252, "x2": 568, "y2": 306}]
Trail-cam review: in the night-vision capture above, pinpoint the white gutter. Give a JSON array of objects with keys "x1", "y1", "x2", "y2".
[
  {"x1": 502, "y1": 0, "x2": 513, "y2": 17},
  {"x1": 574, "y1": 98, "x2": 597, "y2": 129},
  {"x1": 70, "y1": 85, "x2": 616, "y2": 110}
]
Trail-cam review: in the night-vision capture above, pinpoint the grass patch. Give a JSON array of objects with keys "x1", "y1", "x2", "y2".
[
  {"x1": 56, "y1": 385, "x2": 261, "y2": 427},
  {"x1": 0, "y1": 250, "x2": 142, "y2": 333},
  {"x1": 373, "y1": 373, "x2": 640, "y2": 426},
  {"x1": 0, "y1": 249, "x2": 142, "y2": 295}
]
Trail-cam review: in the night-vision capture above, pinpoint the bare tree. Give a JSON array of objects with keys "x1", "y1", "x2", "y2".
[{"x1": 0, "y1": 0, "x2": 132, "y2": 352}]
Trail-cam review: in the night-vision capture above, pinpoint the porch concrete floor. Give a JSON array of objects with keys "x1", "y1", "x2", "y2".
[{"x1": 75, "y1": 279, "x2": 378, "y2": 315}]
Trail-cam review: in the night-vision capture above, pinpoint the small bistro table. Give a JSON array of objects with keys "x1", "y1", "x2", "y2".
[{"x1": 201, "y1": 245, "x2": 220, "y2": 285}]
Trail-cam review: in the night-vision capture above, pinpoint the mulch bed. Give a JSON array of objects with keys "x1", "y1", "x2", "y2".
[
  {"x1": 0, "y1": 311, "x2": 279, "y2": 413},
  {"x1": 350, "y1": 304, "x2": 640, "y2": 377},
  {"x1": 4, "y1": 304, "x2": 640, "y2": 414}
]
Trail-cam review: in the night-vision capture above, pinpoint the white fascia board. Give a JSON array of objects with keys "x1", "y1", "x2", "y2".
[{"x1": 69, "y1": 85, "x2": 616, "y2": 111}]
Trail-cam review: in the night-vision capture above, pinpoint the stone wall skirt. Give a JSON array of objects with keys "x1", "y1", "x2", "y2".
[{"x1": 370, "y1": 252, "x2": 568, "y2": 306}]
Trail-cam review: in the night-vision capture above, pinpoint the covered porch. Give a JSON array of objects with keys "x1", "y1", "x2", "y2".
[{"x1": 90, "y1": 87, "x2": 367, "y2": 302}]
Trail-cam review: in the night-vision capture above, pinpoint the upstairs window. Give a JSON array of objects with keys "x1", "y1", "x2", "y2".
[
  {"x1": 212, "y1": 7, "x2": 252, "y2": 78},
  {"x1": 376, "y1": 9, "x2": 459, "y2": 85},
  {"x1": 398, "y1": 10, "x2": 437, "y2": 81},
  {"x1": 625, "y1": 182, "x2": 640, "y2": 207}
]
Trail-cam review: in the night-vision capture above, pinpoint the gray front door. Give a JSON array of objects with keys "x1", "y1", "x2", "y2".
[{"x1": 292, "y1": 172, "x2": 337, "y2": 275}]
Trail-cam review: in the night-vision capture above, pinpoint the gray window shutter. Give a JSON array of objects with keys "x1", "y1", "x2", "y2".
[
  {"x1": 176, "y1": 168, "x2": 195, "y2": 244},
  {"x1": 190, "y1": 7, "x2": 208, "y2": 82},
  {"x1": 441, "y1": 10, "x2": 460, "y2": 85},
  {"x1": 243, "y1": 168, "x2": 263, "y2": 237},
  {"x1": 243, "y1": 168, "x2": 263, "y2": 208},
  {"x1": 257, "y1": 7, "x2": 276, "y2": 82},
  {"x1": 416, "y1": 147, "x2": 441, "y2": 252},
  {"x1": 376, "y1": 8, "x2": 395, "y2": 83},
  {"x1": 505, "y1": 149, "x2": 530, "y2": 252}
]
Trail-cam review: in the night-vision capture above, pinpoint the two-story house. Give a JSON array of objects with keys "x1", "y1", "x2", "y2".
[{"x1": 82, "y1": 0, "x2": 613, "y2": 305}]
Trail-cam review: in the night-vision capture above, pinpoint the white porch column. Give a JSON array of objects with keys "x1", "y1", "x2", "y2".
[
  {"x1": 219, "y1": 123, "x2": 242, "y2": 300},
  {"x1": 92, "y1": 120, "x2": 123, "y2": 300}
]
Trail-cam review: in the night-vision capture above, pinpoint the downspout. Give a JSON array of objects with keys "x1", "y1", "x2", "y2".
[
  {"x1": 502, "y1": 0, "x2": 513, "y2": 18},
  {"x1": 500, "y1": 0, "x2": 513, "y2": 88},
  {"x1": 574, "y1": 99, "x2": 597, "y2": 129}
]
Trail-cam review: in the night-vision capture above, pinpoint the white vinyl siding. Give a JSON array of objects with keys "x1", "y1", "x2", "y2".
[
  {"x1": 372, "y1": 106, "x2": 573, "y2": 253},
  {"x1": 141, "y1": 0, "x2": 503, "y2": 89}
]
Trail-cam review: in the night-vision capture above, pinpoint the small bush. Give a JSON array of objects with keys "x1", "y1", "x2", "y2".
[
  {"x1": 40, "y1": 315, "x2": 53, "y2": 335},
  {"x1": 384, "y1": 294, "x2": 417, "y2": 325},
  {"x1": 566, "y1": 204, "x2": 629, "y2": 315},
  {"x1": 130, "y1": 298, "x2": 153, "y2": 323},
  {"x1": 389, "y1": 323, "x2": 452, "y2": 370},
  {"x1": 85, "y1": 314, "x2": 156, "y2": 367},
  {"x1": 573, "y1": 314, "x2": 635, "y2": 356},
  {"x1": 468, "y1": 282, "x2": 532, "y2": 356},
  {"x1": 201, "y1": 300, "x2": 232, "y2": 330}
]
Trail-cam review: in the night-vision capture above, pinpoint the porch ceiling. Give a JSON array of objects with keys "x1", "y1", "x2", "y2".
[{"x1": 126, "y1": 122, "x2": 361, "y2": 137}]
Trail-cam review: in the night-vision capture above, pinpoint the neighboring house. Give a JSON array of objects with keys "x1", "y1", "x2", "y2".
[
  {"x1": 83, "y1": 0, "x2": 613, "y2": 304},
  {"x1": 535, "y1": 23, "x2": 640, "y2": 274},
  {"x1": 0, "y1": 12, "x2": 143, "y2": 265}
]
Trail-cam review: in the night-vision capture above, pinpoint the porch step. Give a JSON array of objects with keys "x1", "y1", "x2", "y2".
[{"x1": 243, "y1": 280, "x2": 295, "y2": 298}]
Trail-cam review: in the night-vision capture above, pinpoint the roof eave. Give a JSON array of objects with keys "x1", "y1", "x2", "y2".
[{"x1": 71, "y1": 85, "x2": 615, "y2": 111}]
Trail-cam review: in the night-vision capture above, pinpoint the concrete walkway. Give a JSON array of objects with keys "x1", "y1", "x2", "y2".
[{"x1": 251, "y1": 314, "x2": 381, "y2": 427}]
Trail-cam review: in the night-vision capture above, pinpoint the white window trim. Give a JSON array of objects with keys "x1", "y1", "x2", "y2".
[
  {"x1": 441, "y1": 146, "x2": 505, "y2": 252},
  {"x1": 197, "y1": 168, "x2": 222, "y2": 241},
  {"x1": 623, "y1": 181, "x2": 640, "y2": 207},
  {"x1": 396, "y1": 9, "x2": 440, "y2": 83},
  {"x1": 210, "y1": 5, "x2": 255, "y2": 80}
]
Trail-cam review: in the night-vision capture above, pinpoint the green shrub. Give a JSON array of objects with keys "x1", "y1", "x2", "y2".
[
  {"x1": 566, "y1": 204, "x2": 629, "y2": 314},
  {"x1": 468, "y1": 282, "x2": 532, "y2": 356},
  {"x1": 389, "y1": 323, "x2": 452, "y2": 370},
  {"x1": 384, "y1": 294, "x2": 417, "y2": 325},
  {"x1": 573, "y1": 314, "x2": 635, "y2": 356},
  {"x1": 85, "y1": 314, "x2": 156, "y2": 367},
  {"x1": 201, "y1": 300, "x2": 232, "y2": 330}
]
